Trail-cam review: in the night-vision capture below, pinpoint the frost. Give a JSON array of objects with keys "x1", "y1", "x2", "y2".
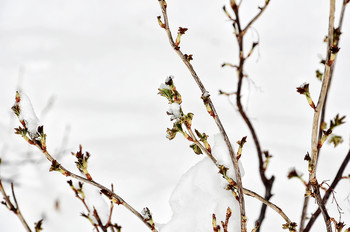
[
  {"x1": 160, "y1": 134, "x2": 244, "y2": 232},
  {"x1": 159, "y1": 83, "x2": 171, "y2": 90},
  {"x1": 167, "y1": 103, "x2": 182, "y2": 120},
  {"x1": 165, "y1": 75, "x2": 174, "y2": 84},
  {"x1": 299, "y1": 82, "x2": 308, "y2": 88},
  {"x1": 141, "y1": 207, "x2": 152, "y2": 220},
  {"x1": 17, "y1": 91, "x2": 41, "y2": 137},
  {"x1": 202, "y1": 91, "x2": 210, "y2": 98}
]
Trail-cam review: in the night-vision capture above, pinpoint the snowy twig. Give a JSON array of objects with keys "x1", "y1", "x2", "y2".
[
  {"x1": 156, "y1": 1, "x2": 247, "y2": 230},
  {"x1": 0, "y1": 178, "x2": 32, "y2": 232},
  {"x1": 222, "y1": 0, "x2": 274, "y2": 229},
  {"x1": 303, "y1": 149, "x2": 350, "y2": 232},
  {"x1": 11, "y1": 91, "x2": 158, "y2": 232},
  {"x1": 159, "y1": 80, "x2": 295, "y2": 230}
]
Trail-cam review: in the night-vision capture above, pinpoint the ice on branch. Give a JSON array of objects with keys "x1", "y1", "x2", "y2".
[
  {"x1": 160, "y1": 134, "x2": 243, "y2": 232},
  {"x1": 167, "y1": 103, "x2": 182, "y2": 120},
  {"x1": 14, "y1": 91, "x2": 41, "y2": 137}
]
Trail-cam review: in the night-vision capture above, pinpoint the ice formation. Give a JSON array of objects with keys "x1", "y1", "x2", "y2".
[
  {"x1": 167, "y1": 103, "x2": 182, "y2": 120},
  {"x1": 160, "y1": 134, "x2": 242, "y2": 232},
  {"x1": 17, "y1": 91, "x2": 41, "y2": 137}
]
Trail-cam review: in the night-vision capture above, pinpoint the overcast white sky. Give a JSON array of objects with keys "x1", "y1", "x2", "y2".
[{"x1": 0, "y1": 0, "x2": 349, "y2": 231}]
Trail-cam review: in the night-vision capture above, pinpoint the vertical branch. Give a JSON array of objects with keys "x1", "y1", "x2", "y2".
[
  {"x1": 299, "y1": 1, "x2": 348, "y2": 231},
  {"x1": 308, "y1": 1, "x2": 336, "y2": 231},
  {"x1": 226, "y1": 0, "x2": 273, "y2": 229},
  {"x1": 157, "y1": 1, "x2": 247, "y2": 230}
]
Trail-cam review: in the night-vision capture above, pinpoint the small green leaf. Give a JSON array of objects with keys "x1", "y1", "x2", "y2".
[
  {"x1": 330, "y1": 114, "x2": 346, "y2": 130},
  {"x1": 328, "y1": 135, "x2": 343, "y2": 147},
  {"x1": 189, "y1": 143, "x2": 202, "y2": 155}
]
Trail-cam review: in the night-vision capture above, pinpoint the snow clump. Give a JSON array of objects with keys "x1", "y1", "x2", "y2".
[
  {"x1": 160, "y1": 133, "x2": 243, "y2": 232},
  {"x1": 167, "y1": 103, "x2": 182, "y2": 120},
  {"x1": 17, "y1": 91, "x2": 41, "y2": 137}
]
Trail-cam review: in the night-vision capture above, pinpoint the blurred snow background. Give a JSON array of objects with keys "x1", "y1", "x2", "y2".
[{"x1": 0, "y1": 0, "x2": 349, "y2": 231}]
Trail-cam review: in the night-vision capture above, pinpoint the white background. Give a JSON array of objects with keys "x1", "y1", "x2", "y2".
[{"x1": 0, "y1": 0, "x2": 349, "y2": 231}]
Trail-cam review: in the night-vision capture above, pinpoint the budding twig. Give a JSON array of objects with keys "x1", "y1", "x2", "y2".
[
  {"x1": 308, "y1": 1, "x2": 336, "y2": 231},
  {"x1": 157, "y1": 1, "x2": 247, "y2": 230},
  {"x1": 12, "y1": 92, "x2": 158, "y2": 232}
]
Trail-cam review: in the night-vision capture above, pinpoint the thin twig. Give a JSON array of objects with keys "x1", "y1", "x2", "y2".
[
  {"x1": 183, "y1": 118, "x2": 294, "y2": 227},
  {"x1": 19, "y1": 135, "x2": 157, "y2": 232},
  {"x1": 226, "y1": 0, "x2": 273, "y2": 229},
  {"x1": 303, "y1": 149, "x2": 350, "y2": 232},
  {"x1": 157, "y1": 1, "x2": 247, "y2": 230},
  {"x1": 0, "y1": 178, "x2": 32, "y2": 232}
]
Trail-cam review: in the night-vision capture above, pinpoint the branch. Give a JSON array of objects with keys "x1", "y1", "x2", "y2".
[
  {"x1": 241, "y1": 0, "x2": 270, "y2": 36},
  {"x1": 303, "y1": 149, "x2": 350, "y2": 232},
  {"x1": 0, "y1": 178, "x2": 32, "y2": 232},
  {"x1": 308, "y1": 0, "x2": 337, "y2": 231},
  {"x1": 300, "y1": 1, "x2": 348, "y2": 230},
  {"x1": 226, "y1": 0, "x2": 273, "y2": 229},
  {"x1": 12, "y1": 92, "x2": 158, "y2": 232},
  {"x1": 157, "y1": 1, "x2": 247, "y2": 230}
]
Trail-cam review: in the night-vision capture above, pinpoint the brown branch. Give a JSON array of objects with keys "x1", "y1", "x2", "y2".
[
  {"x1": 157, "y1": 1, "x2": 247, "y2": 230},
  {"x1": 11, "y1": 92, "x2": 158, "y2": 232},
  {"x1": 182, "y1": 119, "x2": 294, "y2": 227},
  {"x1": 300, "y1": 1, "x2": 348, "y2": 231},
  {"x1": 0, "y1": 179, "x2": 32, "y2": 232},
  {"x1": 241, "y1": 0, "x2": 270, "y2": 36},
  {"x1": 303, "y1": 149, "x2": 350, "y2": 232},
  {"x1": 226, "y1": 0, "x2": 273, "y2": 229},
  {"x1": 21, "y1": 135, "x2": 157, "y2": 232}
]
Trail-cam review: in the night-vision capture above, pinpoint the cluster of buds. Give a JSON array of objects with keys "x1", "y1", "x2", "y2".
[
  {"x1": 296, "y1": 83, "x2": 316, "y2": 111},
  {"x1": 195, "y1": 129, "x2": 211, "y2": 153},
  {"x1": 159, "y1": 77, "x2": 216, "y2": 158},
  {"x1": 282, "y1": 222, "x2": 297, "y2": 232},
  {"x1": 212, "y1": 207, "x2": 232, "y2": 232},
  {"x1": 218, "y1": 165, "x2": 238, "y2": 200},
  {"x1": 330, "y1": 218, "x2": 349, "y2": 232},
  {"x1": 318, "y1": 114, "x2": 345, "y2": 149},
  {"x1": 72, "y1": 145, "x2": 92, "y2": 181},
  {"x1": 141, "y1": 207, "x2": 155, "y2": 229},
  {"x1": 67, "y1": 180, "x2": 85, "y2": 202},
  {"x1": 49, "y1": 160, "x2": 70, "y2": 176}
]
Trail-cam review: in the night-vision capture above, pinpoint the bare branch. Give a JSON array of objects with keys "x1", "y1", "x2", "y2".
[
  {"x1": 0, "y1": 178, "x2": 32, "y2": 232},
  {"x1": 303, "y1": 149, "x2": 350, "y2": 232}
]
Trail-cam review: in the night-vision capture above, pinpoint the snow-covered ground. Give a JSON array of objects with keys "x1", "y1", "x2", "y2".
[{"x1": 1, "y1": 0, "x2": 350, "y2": 231}]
